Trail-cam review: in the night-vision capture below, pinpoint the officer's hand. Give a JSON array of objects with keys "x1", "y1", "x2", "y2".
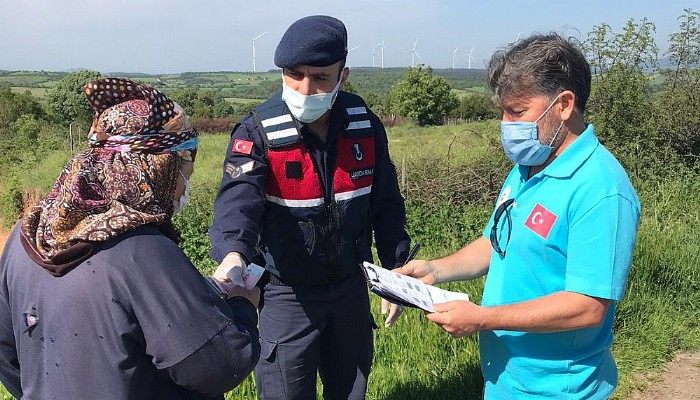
[
  {"x1": 381, "y1": 299, "x2": 404, "y2": 328},
  {"x1": 425, "y1": 300, "x2": 482, "y2": 338},
  {"x1": 213, "y1": 252, "x2": 247, "y2": 287},
  {"x1": 212, "y1": 278, "x2": 261, "y2": 308},
  {"x1": 393, "y1": 259, "x2": 439, "y2": 285}
]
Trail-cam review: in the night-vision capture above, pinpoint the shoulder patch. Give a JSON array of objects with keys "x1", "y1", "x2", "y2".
[
  {"x1": 232, "y1": 139, "x2": 253, "y2": 155},
  {"x1": 226, "y1": 161, "x2": 255, "y2": 179}
]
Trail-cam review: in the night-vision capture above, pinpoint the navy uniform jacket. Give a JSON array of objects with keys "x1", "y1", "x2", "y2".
[
  {"x1": 209, "y1": 92, "x2": 410, "y2": 282},
  {"x1": 0, "y1": 224, "x2": 260, "y2": 400}
]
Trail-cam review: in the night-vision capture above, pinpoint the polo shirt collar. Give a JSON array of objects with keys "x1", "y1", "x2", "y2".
[{"x1": 540, "y1": 123, "x2": 599, "y2": 178}]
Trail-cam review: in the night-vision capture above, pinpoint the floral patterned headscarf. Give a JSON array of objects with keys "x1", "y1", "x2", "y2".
[{"x1": 21, "y1": 78, "x2": 198, "y2": 276}]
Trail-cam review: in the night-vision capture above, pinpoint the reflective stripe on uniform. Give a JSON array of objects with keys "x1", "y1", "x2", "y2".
[
  {"x1": 346, "y1": 106, "x2": 367, "y2": 115},
  {"x1": 267, "y1": 128, "x2": 299, "y2": 142},
  {"x1": 266, "y1": 194, "x2": 325, "y2": 208},
  {"x1": 334, "y1": 186, "x2": 372, "y2": 202},
  {"x1": 347, "y1": 120, "x2": 372, "y2": 130},
  {"x1": 261, "y1": 114, "x2": 294, "y2": 128}
]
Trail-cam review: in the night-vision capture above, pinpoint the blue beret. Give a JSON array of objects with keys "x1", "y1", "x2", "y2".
[{"x1": 274, "y1": 15, "x2": 348, "y2": 68}]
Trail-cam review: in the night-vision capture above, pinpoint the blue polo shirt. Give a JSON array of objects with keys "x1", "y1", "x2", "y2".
[{"x1": 479, "y1": 124, "x2": 641, "y2": 399}]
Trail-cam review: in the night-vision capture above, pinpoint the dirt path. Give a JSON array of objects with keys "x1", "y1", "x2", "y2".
[{"x1": 627, "y1": 352, "x2": 700, "y2": 400}]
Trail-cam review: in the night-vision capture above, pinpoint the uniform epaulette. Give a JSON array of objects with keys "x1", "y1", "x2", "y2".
[
  {"x1": 253, "y1": 94, "x2": 301, "y2": 148},
  {"x1": 339, "y1": 92, "x2": 374, "y2": 138}
]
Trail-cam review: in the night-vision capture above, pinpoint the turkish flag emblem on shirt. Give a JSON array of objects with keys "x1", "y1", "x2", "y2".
[
  {"x1": 525, "y1": 203, "x2": 558, "y2": 239},
  {"x1": 232, "y1": 139, "x2": 253, "y2": 155}
]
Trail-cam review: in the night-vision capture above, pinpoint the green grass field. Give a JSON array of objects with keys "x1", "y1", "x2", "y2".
[
  {"x1": 223, "y1": 97, "x2": 264, "y2": 105},
  {"x1": 180, "y1": 124, "x2": 700, "y2": 399},
  {"x1": 453, "y1": 87, "x2": 489, "y2": 96},
  {"x1": 8, "y1": 87, "x2": 48, "y2": 98},
  {"x1": 0, "y1": 122, "x2": 698, "y2": 399}
]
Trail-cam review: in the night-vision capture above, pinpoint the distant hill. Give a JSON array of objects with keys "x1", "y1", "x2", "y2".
[
  {"x1": 0, "y1": 71, "x2": 68, "y2": 90},
  {"x1": 348, "y1": 67, "x2": 488, "y2": 97},
  {"x1": 0, "y1": 68, "x2": 490, "y2": 100}
]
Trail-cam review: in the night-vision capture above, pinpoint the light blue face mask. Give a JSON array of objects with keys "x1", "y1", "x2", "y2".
[{"x1": 500, "y1": 95, "x2": 564, "y2": 166}]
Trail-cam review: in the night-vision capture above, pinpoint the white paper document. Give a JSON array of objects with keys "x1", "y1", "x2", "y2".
[{"x1": 361, "y1": 261, "x2": 470, "y2": 312}]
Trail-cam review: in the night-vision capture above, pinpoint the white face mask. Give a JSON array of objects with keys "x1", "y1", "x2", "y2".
[
  {"x1": 281, "y1": 76, "x2": 342, "y2": 123},
  {"x1": 173, "y1": 176, "x2": 190, "y2": 215}
]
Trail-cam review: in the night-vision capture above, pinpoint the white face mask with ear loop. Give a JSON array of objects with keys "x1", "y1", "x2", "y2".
[
  {"x1": 281, "y1": 73, "x2": 343, "y2": 123},
  {"x1": 173, "y1": 170, "x2": 190, "y2": 215}
]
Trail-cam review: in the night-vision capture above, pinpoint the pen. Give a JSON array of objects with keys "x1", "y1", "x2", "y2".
[{"x1": 404, "y1": 242, "x2": 421, "y2": 265}]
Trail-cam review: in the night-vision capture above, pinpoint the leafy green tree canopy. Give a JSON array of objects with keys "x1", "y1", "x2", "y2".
[
  {"x1": 0, "y1": 88, "x2": 45, "y2": 130},
  {"x1": 583, "y1": 18, "x2": 658, "y2": 172},
  {"x1": 453, "y1": 92, "x2": 499, "y2": 121},
  {"x1": 389, "y1": 65, "x2": 459, "y2": 126},
  {"x1": 657, "y1": 8, "x2": 700, "y2": 168},
  {"x1": 46, "y1": 70, "x2": 102, "y2": 125}
]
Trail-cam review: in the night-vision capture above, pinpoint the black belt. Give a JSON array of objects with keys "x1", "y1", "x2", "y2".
[{"x1": 266, "y1": 273, "x2": 287, "y2": 286}]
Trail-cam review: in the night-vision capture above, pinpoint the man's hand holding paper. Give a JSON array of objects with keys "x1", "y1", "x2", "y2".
[
  {"x1": 394, "y1": 259, "x2": 439, "y2": 285},
  {"x1": 425, "y1": 300, "x2": 484, "y2": 338},
  {"x1": 361, "y1": 262, "x2": 469, "y2": 313}
]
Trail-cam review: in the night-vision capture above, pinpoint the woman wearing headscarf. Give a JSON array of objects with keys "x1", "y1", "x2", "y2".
[{"x1": 0, "y1": 78, "x2": 260, "y2": 400}]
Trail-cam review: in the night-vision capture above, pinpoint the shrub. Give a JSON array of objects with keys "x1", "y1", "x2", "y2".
[
  {"x1": 173, "y1": 182, "x2": 219, "y2": 274},
  {"x1": 191, "y1": 117, "x2": 235, "y2": 134},
  {"x1": 0, "y1": 174, "x2": 22, "y2": 228}
]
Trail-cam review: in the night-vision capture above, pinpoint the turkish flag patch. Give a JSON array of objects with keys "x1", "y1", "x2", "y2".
[
  {"x1": 232, "y1": 139, "x2": 253, "y2": 155},
  {"x1": 525, "y1": 203, "x2": 557, "y2": 239}
]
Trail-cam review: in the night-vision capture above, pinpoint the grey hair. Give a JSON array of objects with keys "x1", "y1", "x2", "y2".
[{"x1": 487, "y1": 33, "x2": 591, "y2": 113}]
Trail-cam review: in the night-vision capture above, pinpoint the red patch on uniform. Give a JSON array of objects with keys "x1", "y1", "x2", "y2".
[
  {"x1": 525, "y1": 204, "x2": 557, "y2": 239},
  {"x1": 232, "y1": 139, "x2": 253, "y2": 155}
]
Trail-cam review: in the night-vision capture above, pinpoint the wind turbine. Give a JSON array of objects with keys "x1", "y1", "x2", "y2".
[
  {"x1": 347, "y1": 45, "x2": 359, "y2": 67},
  {"x1": 377, "y1": 40, "x2": 385, "y2": 69},
  {"x1": 372, "y1": 44, "x2": 376, "y2": 68},
  {"x1": 466, "y1": 46, "x2": 475, "y2": 69},
  {"x1": 452, "y1": 46, "x2": 459, "y2": 69},
  {"x1": 409, "y1": 38, "x2": 423, "y2": 67},
  {"x1": 235, "y1": 29, "x2": 268, "y2": 72}
]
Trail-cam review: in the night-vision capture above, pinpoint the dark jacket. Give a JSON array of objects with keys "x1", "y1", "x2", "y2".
[
  {"x1": 209, "y1": 91, "x2": 410, "y2": 285},
  {"x1": 0, "y1": 223, "x2": 260, "y2": 400}
]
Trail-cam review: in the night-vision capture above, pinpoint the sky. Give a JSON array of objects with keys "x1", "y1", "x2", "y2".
[{"x1": 0, "y1": 0, "x2": 696, "y2": 74}]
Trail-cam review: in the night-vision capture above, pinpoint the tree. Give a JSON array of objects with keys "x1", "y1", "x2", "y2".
[
  {"x1": 168, "y1": 87, "x2": 199, "y2": 111},
  {"x1": 453, "y1": 92, "x2": 499, "y2": 121},
  {"x1": 342, "y1": 79, "x2": 357, "y2": 94},
  {"x1": 0, "y1": 88, "x2": 45, "y2": 129},
  {"x1": 213, "y1": 101, "x2": 235, "y2": 119},
  {"x1": 655, "y1": 8, "x2": 700, "y2": 168},
  {"x1": 46, "y1": 70, "x2": 102, "y2": 125},
  {"x1": 362, "y1": 92, "x2": 387, "y2": 116},
  {"x1": 583, "y1": 18, "x2": 660, "y2": 174},
  {"x1": 0, "y1": 89, "x2": 46, "y2": 166},
  {"x1": 388, "y1": 66, "x2": 459, "y2": 126},
  {"x1": 168, "y1": 88, "x2": 232, "y2": 119},
  {"x1": 584, "y1": 19, "x2": 658, "y2": 81},
  {"x1": 666, "y1": 8, "x2": 700, "y2": 90}
]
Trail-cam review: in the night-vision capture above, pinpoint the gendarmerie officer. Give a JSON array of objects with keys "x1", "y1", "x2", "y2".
[{"x1": 208, "y1": 15, "x2": 411, "y2": 400}]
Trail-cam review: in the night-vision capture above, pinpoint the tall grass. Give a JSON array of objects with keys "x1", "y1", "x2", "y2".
[
  {"x1": 612, "y1": 178, "x2": 700, "y2": 394},
  {"x1": 1, "y1": 123, "x2": 698, "y2": 399}
]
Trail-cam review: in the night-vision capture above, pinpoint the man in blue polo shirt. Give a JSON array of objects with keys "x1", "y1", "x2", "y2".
[{"x1": 396, "y1": 33, "x2": 641, "y2": 399}]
